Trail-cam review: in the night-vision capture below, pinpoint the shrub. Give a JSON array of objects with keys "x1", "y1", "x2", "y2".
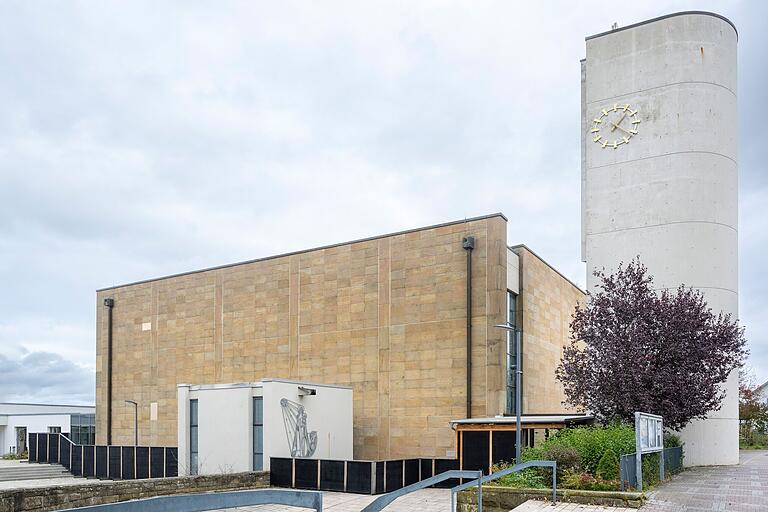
[
  {"x1": 595, "y1": 449, "x2": 619, "y2": 480},
  {"x1": 528, "y1": 424, "x2": 635, "y2": 475},
  {"x1": 487, "y1": 462, "x2": 547, "y2": 489},
  {"x1": 562, "y1": 469, "x2": 620, "y2": 491},
  {"x1": 663, "y1": 431, "x2": 683, "y2": 448}
]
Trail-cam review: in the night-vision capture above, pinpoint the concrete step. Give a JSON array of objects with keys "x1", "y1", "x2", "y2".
[{"x1": 0, "y1": 464, "x2": 70, "y2": 481}]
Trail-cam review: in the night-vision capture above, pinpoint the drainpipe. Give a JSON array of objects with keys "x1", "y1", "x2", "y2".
[
  {"x1": 462, "y1": 236, "x2": 475, "y2": 418},
  {"x1": 104, "y1": 297, "x2": 114, "y2": 445}
]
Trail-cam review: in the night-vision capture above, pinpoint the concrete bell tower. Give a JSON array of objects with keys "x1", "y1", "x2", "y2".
[{"x1": 581, "y1": 12, "x2": 738, "y2": 465}]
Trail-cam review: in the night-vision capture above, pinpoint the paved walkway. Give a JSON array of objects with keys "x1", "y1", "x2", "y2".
[
  {"x1": 515, "y1": 501, "x2": 635, "y2": 511},
  {"x1": 643, "y1": 450, "x2": 768, "y2": 512}
]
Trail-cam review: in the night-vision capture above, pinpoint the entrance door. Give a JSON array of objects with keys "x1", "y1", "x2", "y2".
[{"x1": 15, "y1": 427, "x2": 27, "y2": 454}]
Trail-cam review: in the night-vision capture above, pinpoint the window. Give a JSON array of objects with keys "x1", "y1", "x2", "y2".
[
  {"x1": 506, "y1": 290, "x2": 521, "y2": 415},
  {"x1": 190, "y1": 399, "x2": 199, "y2": 475},
  {"x1": 48, "y1": 426, "x2": 62, "y2": 434},
  {"x1": 69, "y1": 413, "x2": 96, "y2": 445},
  {"x1": 253, "y1": 397, "x2": 264, "y2": 471}
]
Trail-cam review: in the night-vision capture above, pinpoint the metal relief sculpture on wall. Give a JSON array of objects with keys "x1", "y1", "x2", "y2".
[{"x1": 280, "y1": 398, "x2": 318, "y2": 457}]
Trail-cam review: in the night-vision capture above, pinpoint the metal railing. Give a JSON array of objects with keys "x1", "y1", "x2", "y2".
[
  {"x1": 451, "y1": 460, "x2": 558, "y2": 512},
  {"x1": 361, "y1": 470, "x2": 483, "y2": 512},
  {"x1": 619, "y1": 446, "x2": 683, "y2": 491},
  {"x1": 57, "y1": 488, "x2": 323, "y2": 512}
]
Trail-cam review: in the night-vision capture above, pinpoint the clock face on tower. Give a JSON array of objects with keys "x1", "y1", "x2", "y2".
[{"x1": 590, "y1": 104, "x2": 641, "y2": 149}]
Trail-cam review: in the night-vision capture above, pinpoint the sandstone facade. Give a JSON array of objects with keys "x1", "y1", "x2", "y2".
[{"x1": 95, "y1": 213, "x2": 583, "y2": 460}]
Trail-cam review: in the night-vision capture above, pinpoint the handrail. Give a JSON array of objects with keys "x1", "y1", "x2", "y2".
[
  {"x1": 361, "y1": 469, "x2": 483, "y2": 512},
  {"x1": 57, "y1": 488, "x2": 323, "y2": 512},
  {"x1": 451, "y1": 460, "x2": 558, "y2": 512}
]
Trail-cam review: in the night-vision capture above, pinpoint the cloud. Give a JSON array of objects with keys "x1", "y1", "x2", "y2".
[{"x1": 0, "y1": 352, "x2": 94, "y2": 405}]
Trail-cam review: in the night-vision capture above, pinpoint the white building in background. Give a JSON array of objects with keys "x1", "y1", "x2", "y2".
[
  {"x1": 177, "y1": 379, "x2": 353, "y2": 475},
  {"x1": 0, "y1": 403, "x2": 96, "y2": 456},
  {"x1": 581, "y1": 11, "x2": 739, "y2": 465}
]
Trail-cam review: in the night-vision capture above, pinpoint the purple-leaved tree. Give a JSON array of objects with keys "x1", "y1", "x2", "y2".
[{"x1": 556, "y1": 259, "x2": 747, "y2": 430}]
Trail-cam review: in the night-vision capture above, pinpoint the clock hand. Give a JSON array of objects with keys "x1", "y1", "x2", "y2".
[
  {"x1": 610, "y1": 122, "x2": 632, "y2": 136},
  {"x1": 610, "y1": 112, "x2": 627, "y2": 131}
]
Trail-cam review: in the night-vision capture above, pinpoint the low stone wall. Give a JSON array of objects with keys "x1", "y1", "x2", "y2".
[
  {"x1": 458, "y1": 486, "x2": 644, "y2": 511},
  {"x1": 0, "y1": 471, "x2": 269, "y2": 512}
]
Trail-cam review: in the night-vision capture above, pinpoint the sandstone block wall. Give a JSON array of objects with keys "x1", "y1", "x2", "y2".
[
  {"x1": 96, "y1": 214, "x2": 508, "y2": 459},
  {"x1": 513, "y1": 246, "x2": 585, "y2": 415}
]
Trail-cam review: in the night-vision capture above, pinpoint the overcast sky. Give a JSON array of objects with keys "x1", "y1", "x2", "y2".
[{"x1": 1, "y1": 1, "x2": 765, "y2": 405}]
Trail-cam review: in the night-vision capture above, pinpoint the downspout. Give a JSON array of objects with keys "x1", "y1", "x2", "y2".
[
  {"x1": 462, "y1": 236, "x2": 475, "y2": 418},
  {"x1": 104, "y1": 297, "x2": 114, "y2": 445}
]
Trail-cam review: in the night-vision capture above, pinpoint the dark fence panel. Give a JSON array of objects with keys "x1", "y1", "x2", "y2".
[
  {"x1": 295, "y1": 459, "x2": 319, "y2": 490},
  {"x1": 47, "y1": 433, "x2": 58, "y2": 463},
  {"x1": 665, "y1": 446, "x2": 683, "y2": 474},
  {"x1": 385, "y1": 460, "x2": 403, "y2": 492},
  {"x1": 28, "y1": 433, "x2": 38, "y2": 462},
  {"x1": 270, "y1": 458, "x2": 294, "y2": 487},
  {"x1": 420, "y1": 458, "x2": 433, "y2": 481},
  {"x1": 150, "y1": 447, "x2": 165, "y2": 478},
  {"x1": 165, "y1": 448, "x2": 178, "y2": 477},
  {"x1": 319, "y1": 460, "x2": 345, "y2": 491},
  {"x1": 492, "y1": 431, "x2": 517, "y2": 467},
  {"x1": 346, "y1": 461, "x2": 372, "y2": 494},
  {"x1": 121, "y1": 447, "x2": 135, "y2": 480},
  {"x1": 136, "y1": 447, "x2": 149, "y2": 479},
  {"x1": 404, "y1": 459, "x2": 420, "y2": 486},
  {"x1": 462, "y1": 431, "x2": 490, "y2": 474},
  {"x1": 83, "y1": 445, "x2": 95, "y2": 477},
  {"x1": 95, "y1": 446, "x2": 108, "y2": 478},
  {"x1": 60, "y1": 438, "x2": 71, "y2": 469},
  {"x1": 71, "y1": 446, "x2": 83, "y2": 476},
  {"x1": 434, "y1": 458, "x2": 460, "y2": 488},
  {"x1": 108, "y1": 446, "x2": 121, "y2": 479},
  {"x1": 38, "y1": 434, "x2": 48, "y2": 463}
]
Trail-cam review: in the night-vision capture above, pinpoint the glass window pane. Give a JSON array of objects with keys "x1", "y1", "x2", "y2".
[
  {"x1": 253, "y1": 425, "x2": 263, "y2": 452},
  {"x1": 253, "y1": 397, "x2": 263, "y2": 424},
  {"x1": 190, "y1": 400, "x2": 198, "y2": 426}
]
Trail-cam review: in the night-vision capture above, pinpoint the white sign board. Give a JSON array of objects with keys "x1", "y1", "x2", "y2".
[
  {"x1": 637, "y1": 412, "x2": 663, "y2": 453},
  {"x1": 634, "y1": 411, "x2": 665, "y2": 492}
]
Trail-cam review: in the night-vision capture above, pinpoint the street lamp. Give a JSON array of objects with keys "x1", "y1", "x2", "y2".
[
  {"x1": 124, "y1": 400, "x2": 138, "y2": 446},
  {"x1": 494, "y1": 323, "x2": 522, "y2": 463}
]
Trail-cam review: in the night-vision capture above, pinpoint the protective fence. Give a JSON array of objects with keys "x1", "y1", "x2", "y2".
[
  {"x1": 619, "y1": 446, "x2": 683, "y2": 491},
  {"x1": 28, "y1": 432, "x2": 178, "y2": 480},
  {"x1": 271, "y1": 457, "x2": 465, "y2": 495}
]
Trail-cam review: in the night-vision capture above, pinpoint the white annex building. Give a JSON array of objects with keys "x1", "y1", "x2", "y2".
[
  {"x1": 177, "y1": 379, "x2": 352, "y2": 475},
  {"x1": 581, "y1": 12, "x2": 739, "y2": 465},
  {"x1": 0, "y1": 403, "x2": 96, "y2": 456}
]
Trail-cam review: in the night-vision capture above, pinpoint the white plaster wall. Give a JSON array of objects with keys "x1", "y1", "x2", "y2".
[
  {"x1": 261, "y1": 379, "x2": 353, "y2": 467},
  {"x1": 582, "y1": 13, "x2": 738, "y2": 466},
  {"x1": 177, "y1": 380, "x2": 352, "y2": 475},
  {"x1": 0, "y1": 414, "x2": 73, "y2": 455}
]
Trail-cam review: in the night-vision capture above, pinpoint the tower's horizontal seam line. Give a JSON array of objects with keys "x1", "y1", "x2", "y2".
[
  {"x1": 588, "y1": 150, "x2": 736, "y2": 170},
  {"x1": 587, "y1": 220, "x2": 737, "y2": 236},
  {"x1": 587, "y1": 80, "x2": 735, "y2": 104},
  {"x1": 653, "y1": 286, "x2": 737, "y2": 295}
]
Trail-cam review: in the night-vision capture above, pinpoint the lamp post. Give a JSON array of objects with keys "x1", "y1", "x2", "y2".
[
  {"x1": 495, "y1": 323, "x2": 522, "y2": 463},
  {"x1": 124, "y1": 400, "x2": 138, "y2": 446}
]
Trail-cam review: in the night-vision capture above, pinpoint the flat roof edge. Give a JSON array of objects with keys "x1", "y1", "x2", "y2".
[
  {"x1": 585, "y1": 11, "x2": 737, "y2": 42},
  {"x1": 0, "y1": 402, "x2": 95, "y2": 408},
  {"x1": 509, "y1": 244, "x2": 586, "y2": 295},
  {"x1": 97, "y1": 213, "x2": 507, "y2": 292}
]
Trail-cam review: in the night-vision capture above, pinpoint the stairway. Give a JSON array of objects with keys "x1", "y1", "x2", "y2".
[{"x1": 0, "y1": 463, "x2": 71, "y2": 482}]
